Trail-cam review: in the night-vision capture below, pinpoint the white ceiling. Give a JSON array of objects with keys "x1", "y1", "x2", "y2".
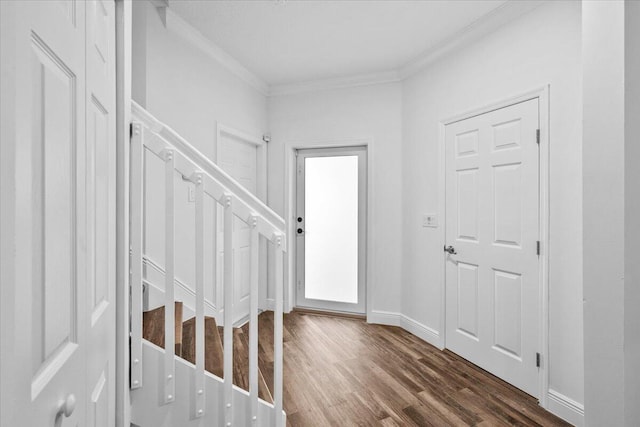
[{"x1": 168, "y1": 0, "x2": 509, "y2": 86}]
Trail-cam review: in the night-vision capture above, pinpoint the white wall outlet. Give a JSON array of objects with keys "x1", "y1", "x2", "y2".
[{"x1": 422, "y1": 213, "x2": 438, "y2": 228}]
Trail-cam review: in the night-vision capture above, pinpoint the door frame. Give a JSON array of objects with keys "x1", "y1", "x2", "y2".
[
  {"x1": 294, "y1": 146, "x2": 367, "y2": 314},
  {"x1": 214, "y1": 123, "x2": 268, "y2": 321},
  {"x1": 215, "y1": 123, "x2": 267, "y2": 203},
  {"x1": 438, "y1": 86, "x2": 550, "y2": 407},
  {"x1": 284, "y1": 138, "x2": 374, "y2": 319},
  {"x1": 115, "y1": 1, "x2": 132, "y2": 426}
]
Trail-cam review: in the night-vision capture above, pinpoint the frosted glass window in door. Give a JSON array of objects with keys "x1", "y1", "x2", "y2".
[{"x1": 304, "y1": 156, "x2": 359, "y2": 303}]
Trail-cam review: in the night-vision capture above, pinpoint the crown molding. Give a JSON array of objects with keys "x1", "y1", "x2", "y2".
[
  {"x1": 160, "y1": 0, "x2": 544, "y2": 97},
  {"x1": 399, "y1": 0, "x2": 545, "y2": 79},
  {"x1": 164, "y1": 8, "x2": 270, "y2": 96},
  {"x1": 268, "y1": 0, "x2": 544, "y2": 96},
  {"x1": 268, "y1": 70, "x2": 402, "y2": 97}
]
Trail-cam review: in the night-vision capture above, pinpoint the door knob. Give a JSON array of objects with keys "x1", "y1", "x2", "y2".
[
  {"x1": 55, "y1": 394, "x2": 76, "y2": 426},
  {"x1": 443, "y1": 245, "x2": 457, "y2": 255}
]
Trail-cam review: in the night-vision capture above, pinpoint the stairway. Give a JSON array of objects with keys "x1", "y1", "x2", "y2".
[{"x1": 142, "y1": 302, "x2": 274, "y2": 404}]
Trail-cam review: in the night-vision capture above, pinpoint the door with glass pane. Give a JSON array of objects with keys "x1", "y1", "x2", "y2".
[{"x1": 296, "y1": 147, "x2": 367, "y2": 314}]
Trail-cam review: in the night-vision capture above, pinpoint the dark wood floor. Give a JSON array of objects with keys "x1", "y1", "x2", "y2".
[{"x1": 250, "y1": 311, "x2": 571, "y2": 427}]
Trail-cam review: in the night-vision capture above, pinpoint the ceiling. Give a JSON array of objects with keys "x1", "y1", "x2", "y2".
[{"x1": 168, "y1": 0, "x2": 510, "y2": 87}]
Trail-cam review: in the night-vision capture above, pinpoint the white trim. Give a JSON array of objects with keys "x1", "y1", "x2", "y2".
[
  {"x1": 217, "y1": 124, "x2": 265, "y2": 148},
  {"x1": 547, "y1": 389, "x2": 585, "y2": 427},
  {"x1": 156, "y1": 1, "x2": 544, "y2": 97},
  {"x1": 157, "y1": 1, "x2": 543, "y2": 97},
  {"x1": 115, "y1": 1, "x2": 132, "y2": 425},
  {"x1": 399, "y1": 1, "x2": 544, "y2": 79},
  {"x1": 269, "y1": 70, "x2": 401, "y2": 97},
  {"x1": 142, "y1": 255, "x2": 218, "y2": 317},
  {"x1": 367, "y1": 310, "x2": 402, "y2": 327},
  {"x1": 215, "y1": 123, "x2": 268, "y2": 205},
  {"x1": 214, "y1": 122, "x2": 269, "y2": 314},
  {"x1": 439, "y1": 86, "x2": 551, "y2": 405},
  {"x1": 283, "y1": 138, "x2": 375, "y2": 321},
  {"x1": 368, "y1": 311, "x2": 441, "y2": 349},
  {"x1": 163, "y1": 8, "x2": 269, "y2": 96},
  {"x1": 294, "y1": 146, "x2": 367, "y2": 314},
  {"x1": 149, "y1": 0, "x2": 168, "y2": 8}
]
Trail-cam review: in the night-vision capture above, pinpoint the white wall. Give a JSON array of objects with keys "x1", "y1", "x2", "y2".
[
  {"x1": 582, "y1": 3, "x2": 625, "y2": 424},
  {"x1": 267, "y1": 83, "x2": 404, "y2": 316},
  {"x1": 583, "y1": 1, "x2": 640, "y2": 425},
  {"x1": 132, "y1": 1, "x2": 268, "y2": 313},
  {"x1": 624, "y1": 3, "x2": 640, "y2": 424},
  {"x1": 401, "y1": 0, "x2": 583, "y2": 422}
]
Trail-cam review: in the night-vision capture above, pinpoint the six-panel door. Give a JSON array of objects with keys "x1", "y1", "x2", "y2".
[
  {"x1": 445, "y1": 99, "x2": 540, "y2": 397},
  {"x1": 8, "y1": 1, "x2": 116, "y2": 425}
]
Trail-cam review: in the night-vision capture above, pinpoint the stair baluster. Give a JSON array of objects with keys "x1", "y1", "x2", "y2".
[
  {"x1": 249, "y1": 217, "x2": 260, "y2": 425},
  {"x1": 223, "y1": 194, "x2": 234, "y2": 426},
  {"x1": 130, "y1": 123, "x2": 144, "y2": 390},
  {"x1": 274, "y1": 235, "x2": 284, "y2": 427},
  {"x1": 193, "y1": 172, "x2": 206, "y2": 418},
  {"x1": 163, "y1": 149, "x2": 176, "y2": 405},
  {"x1": 130, "y1": 102, "x2": 287, "y2": 426}
]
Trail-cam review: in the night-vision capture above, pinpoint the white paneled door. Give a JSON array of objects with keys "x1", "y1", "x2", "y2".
[
  {"x1": 445, "y1": 99, "x2": 540, "y2": 397},
  {"x1": 217, "y1": 132, "x2": 261, "y2": 324},
  {"x1": 5, "y1": 1, "x2": 116, "y2": 425}
]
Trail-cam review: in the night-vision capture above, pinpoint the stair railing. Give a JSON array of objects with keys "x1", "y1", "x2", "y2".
[{"x1": 129, "y1": 101, "x2": 286, "y2": 426}]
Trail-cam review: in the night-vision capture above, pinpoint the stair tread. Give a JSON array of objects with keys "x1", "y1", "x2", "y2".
[
  {"x1": 142, "y1": 301, "x2": 183, "y2": 355},
  {"x1": 142, "y1": 305, "x2": 273, "y2": 404},
  {"x1": 219, "y1": 325, "x2": 273, "y2": 404},
  {"x1": 181, "y1": 316, "x2": 224, "y2": 378}
]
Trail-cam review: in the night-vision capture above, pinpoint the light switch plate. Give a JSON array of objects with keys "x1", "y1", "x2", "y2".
[{"x1": 422, "y1": 213, "x2": 438, "y2": 228}]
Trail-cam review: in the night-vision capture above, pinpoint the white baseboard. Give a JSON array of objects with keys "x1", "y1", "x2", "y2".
[
  {"x1": 546, "y1": 389, "x2": 584, "y2": 427},
  {"x1": 143, "y1": 256, "x2": 217, "y2": 319},
  {"x1": 264, "y1": 298, "x2": 293, "y2": 314},
  {"x1": 264, "y1": 298, "x2": 275, "y2": 312},
  {"x1": 368, "y1": 310, "x2": 442, "y2": 349}
]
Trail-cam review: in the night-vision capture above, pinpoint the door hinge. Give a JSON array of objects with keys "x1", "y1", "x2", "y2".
[
  {"x1": 129, "y1": 122, "x2": 133, "y2": 138},
  {"x1": 536, "y1": 129, "x2": 540, "y2": 145},
  {"x1": 536, "y1": 241, "x2": 540, "y2": 256},
  {"x1": 536, "y1": 352, "x2": 541, "y2": 368}
]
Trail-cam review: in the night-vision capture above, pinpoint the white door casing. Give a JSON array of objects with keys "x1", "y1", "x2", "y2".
[
  {"x1": 444, "y1": 99, "x2": 540, "y2": 397},
  {"x1": 295, "y1": 147, "x2": 367, "y2": 315},
  {"x1": 86, "y1": 0, "x2": 117, "y2": 425},
  {"x1": 215, "y1": 125, "x2": 266, "y2": 325},
  {"x1": 6, "y1": 1, "x2": 116, "y2": 425}
]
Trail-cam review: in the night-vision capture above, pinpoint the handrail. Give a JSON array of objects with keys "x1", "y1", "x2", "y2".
[
  {"x1": 129, "y1": 103, "x2": 286, "y2": 426},
  {"x1": 131, "y1": 101, "x2": 285, "y2": 233}
]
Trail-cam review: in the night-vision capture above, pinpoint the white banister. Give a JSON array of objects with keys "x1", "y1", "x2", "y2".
[
  {"x1": 130, "y1": 122, "x2": 144, "y2": 389},
  {"x1": 273, "y1": 235, "x2": 284, "y2": 427},
  {"x1": 249, "y1": 218, "x2": 259, "y2": 425},
  {"x1": 130, "y1": 105, "x2": 287, "y2": 426},
  {"x1": 163, "y1": 149, "x2": 176, "y2": 404},
  {"x1": 223, "y1": 194, "x2": 234, "y2": 426},
  {"x1": 131, "y1": 102, "x2": 284, "y2": 232},
  {"x1": 193, "y1": 172, "x2": 206, "y2": 418}
]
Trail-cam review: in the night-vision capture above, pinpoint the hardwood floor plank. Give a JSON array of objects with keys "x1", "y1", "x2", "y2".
[{"x1": 254, "y1": 311, "x2": 571, "y2": 427}]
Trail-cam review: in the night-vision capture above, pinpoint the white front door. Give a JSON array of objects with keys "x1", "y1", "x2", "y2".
[
  {"x1": 3, "y1": 1, "x2": 116, "y2": 425},
  {"x1": 445, "y1": 99, "x2": 540, "y2": 396},
  {"x1": 295, "y1": 147, "x2": 367, "y2": 314},
  {"x1": 217, "y1": 133, "x2": 260, "y2": 324}
]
